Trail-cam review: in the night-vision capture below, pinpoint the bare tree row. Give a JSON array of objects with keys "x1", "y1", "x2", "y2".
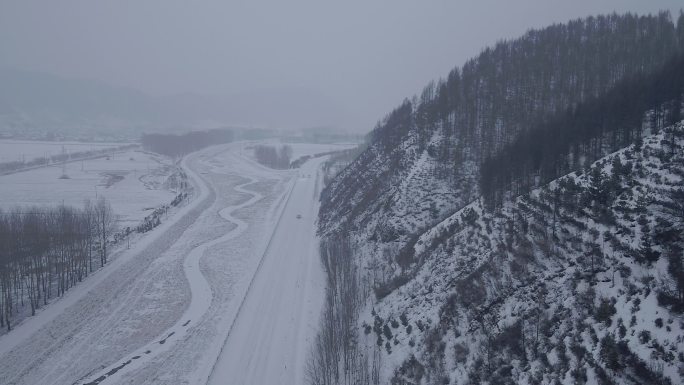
[
  {"x1": 141, "y1": 128, "x2": 233, "y2": 158},
  {"x1": 307, "y1": 236, "x2": 380, "y2": 385},
  {"x1": 253, "y1": 144, "x2": 292, "y2": 169},
  {"x1": 0, "y1": 198, "x2": 115, "y2": 330}
]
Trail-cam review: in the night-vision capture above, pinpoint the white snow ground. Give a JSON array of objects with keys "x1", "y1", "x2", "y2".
[
  {"x1": 206, "y1": 155, "x2": 327, "y2": 385},
  {"x1": 0, "y1": 142, "x2": 331, "y2": 385},
  {"x1": 0, "y1": 149, "x2": 177, "y2": 228}
]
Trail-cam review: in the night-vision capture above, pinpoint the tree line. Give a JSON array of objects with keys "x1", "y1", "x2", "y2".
[
  {"x1": 367, "y1": 12, "x2": 684, "y2": 206},
  {"x1": 0, "y1": 198, "x2": 115, "y2": 330},
  {"x1": 253, "y1": 144, "x2": 292, "y2": 169},
  {"x1": 480, "y1": 53, "x2": 684, "y2": 208},
  {"x1": 321, "y1": 12, "x2": 684, "y2": 251},
  {"x1": 0, "y1": 144, "x2": 138, "y2": 174},
  {"x1": 141, "y1": 128, "x2": 233, "y2": 158},
  {"x1": 307, "y1": 236, "x2": 380, "y2": 385}
]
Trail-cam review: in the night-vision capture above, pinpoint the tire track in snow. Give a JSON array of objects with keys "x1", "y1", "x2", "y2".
[
  {"x1": 199, "y1": 174, "x2": 297, "y2": 385},
  {"x1": 77, "y1": 163, "x2": 268, "y2": 385}
]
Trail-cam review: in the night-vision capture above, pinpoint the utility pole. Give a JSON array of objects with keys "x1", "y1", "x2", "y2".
[{"x1": 59, "y1": 145, "x2": 69, "y2": 179}]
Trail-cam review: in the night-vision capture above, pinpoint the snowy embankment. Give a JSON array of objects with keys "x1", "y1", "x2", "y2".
[
  {"x1": 77, "y1": 150, "x2": 246, "y2": 385},
  {"x1": 0, "y1": 141, "x2": 332, "y2": 385}
]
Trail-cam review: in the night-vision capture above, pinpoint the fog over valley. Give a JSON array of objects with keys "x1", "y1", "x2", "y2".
[{"x1": 1, "y1": 2, "x2": 683, "y2": 385}]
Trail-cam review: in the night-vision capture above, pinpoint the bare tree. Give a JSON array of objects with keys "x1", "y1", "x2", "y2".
[
  {"x1": 308, "y1": 236, "x2": 374, "y2": 385},
  {"x1": 0, "y1": 198, "x2": 119, "y2": 330},
  {"x1": 95, "y1": 197, "x2": 116, "y2": 266}
]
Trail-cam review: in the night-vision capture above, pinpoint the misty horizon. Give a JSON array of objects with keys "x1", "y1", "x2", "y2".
[{"x1": 1, "y1": 1, "x2": 682, "y2": 134}]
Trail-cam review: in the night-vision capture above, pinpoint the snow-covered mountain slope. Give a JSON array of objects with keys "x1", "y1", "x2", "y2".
[
  {"x1": 357, "y1": 122, "x2": 684, "y2": 384},
  {"x1": 319, "y1": 126, "x2": 466, "y2": 262},
  {"x1": 313, "y1": 14, "x2": 684, "y2": 385},
  {"x1": 320, "y1": 13, "x2": 684, "y2": 281}
]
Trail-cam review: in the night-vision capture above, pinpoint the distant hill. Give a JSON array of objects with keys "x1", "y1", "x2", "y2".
[
  {"x1": 0, "y1": 69, "x2": 351, "y2": 141},
  {"x1": 0, "y1": 69, "x2": 163, "y2": 141}
]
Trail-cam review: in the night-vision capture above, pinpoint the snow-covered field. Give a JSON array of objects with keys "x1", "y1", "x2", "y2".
[
  {"x1": 0, "y1": 141, "x2": 333, "y2": 385},
  {"x1": 0, "y1": 139, "x2": 127, "y2": 163},
  {"x1": 0, "y1": 150, "x2": 177, "y2": 228}
]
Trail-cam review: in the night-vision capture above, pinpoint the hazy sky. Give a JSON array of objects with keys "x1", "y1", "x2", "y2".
[{"x1": 1, "y1": 0, "x2": 682, "y2": 131}]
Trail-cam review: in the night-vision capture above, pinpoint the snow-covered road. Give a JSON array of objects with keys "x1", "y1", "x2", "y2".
[
  {"x1": 207, "y1": 156, "x2": 326, "y2": 385},
  {"x1": 0, "y1": 142, "x2": 329, "y2": 385}
]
